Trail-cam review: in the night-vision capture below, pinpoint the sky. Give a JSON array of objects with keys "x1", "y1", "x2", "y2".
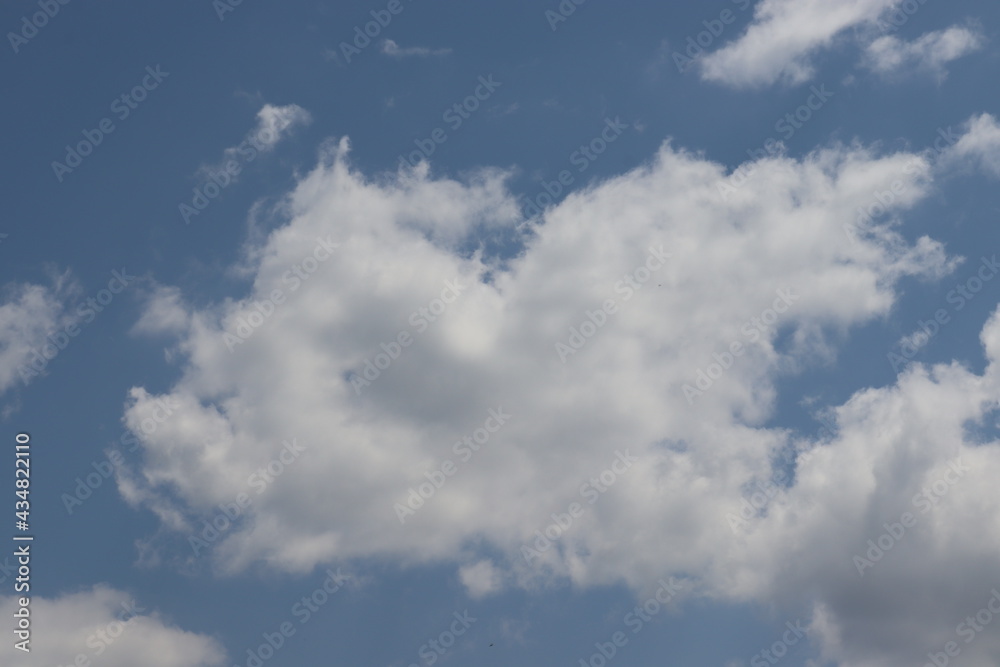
[{"x1": 1, "y1": 0, "x2": 1000, "y2": 665}]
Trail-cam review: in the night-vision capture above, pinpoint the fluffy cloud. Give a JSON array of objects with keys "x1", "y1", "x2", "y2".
[
  {"x1": 699, "y1": 0, "x2": 899, "y2": 87},
  {"x1": 119, "y1": 116, "x2": 1000, "y2": 664},
  {"x1": 730, "y1": 314, "x2": 1000, "y2": 666},
  {"x1": 863, "y1": 25, "x2": 984, "y2": 80},
  {"x1": 0, "y1": 586, "x2": 225, "y2": 666},
  {"x1": 459, "y1": 560, "x2": 504, "y2": 598},
  {"x1": 0, "y1": 273, "x2": 79, "y2": 395}
]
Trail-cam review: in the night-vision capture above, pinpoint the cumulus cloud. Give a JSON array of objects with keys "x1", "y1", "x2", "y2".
[
  {"x1": 0, "y1": 273, "x2": 80, "y2": 395},
  {"x1": 119, "y1": 116, "x2": 1000, "y2": 664},
  {"x1": 729, "y1": 314, "x2": 1000, "y2": 666},
  {"x1": 0, "y1": 586, "x2": 225, "y2": 666},
  {"x1": 863, "y1": 25, "x2": 984, "y2": 80},
  {"x1": 700, "y1": 0, "x2": 900, "y2": 88},
  {"x1": 380, "y1": 39, "x2": 452, "y2": 58}
]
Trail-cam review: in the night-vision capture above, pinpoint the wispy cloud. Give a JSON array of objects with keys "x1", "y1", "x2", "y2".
[
  {"x1": 380, "y1": 39, "x2": 452, "y2": 58},
  {"x1": 863, "y1": 24, "x2": 984, "y2": 81},
  {"x1": 198, "y1": 103, "x2": 312, "y2": 182}
]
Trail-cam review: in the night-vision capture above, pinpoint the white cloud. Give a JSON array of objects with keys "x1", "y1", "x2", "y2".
[
  {"x1": 380, "y1": 39, "x2": 451, "y2": 58},
  {"x1": 199, "y1": 103, "x2": 311, "y2": 182},
  {"x1": 249, "y1": 104, "x2": 312, "y2": 152},
  {"x1": 728, "y1": 313, "x2": 1000, "y2": 666},
  {"x1": 459, "y1": 560, "x2": 504, "y2": 598},
  {"x1": 940, "y1": 113, "x2": 1000, "y2": 178},
  {"x1": 119, "y1": 118, "x2": 1000, "y2": 664},
  {"x1": 0, "y1": 586, "x2": 225, "y2": 667},
  {"x1": 700, "y1": 0, "x2": 900, "y2": 88},
  {"x1": 896, "y1": 326, "x2": 931, "y2": 356},
  {"x1": 131, "y1": 285, "x2": 190, "y2": 337},
  {"x1": 0, "y1": 273, "x2": 79, "y2": 395},
  {"x1": 863, "y1": 25, "x2": 984, "y2": 80}
]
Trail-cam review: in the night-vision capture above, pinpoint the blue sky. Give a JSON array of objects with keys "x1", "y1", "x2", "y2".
[{"x1": 2, "y1": 1, "x2": 1000, "y2": 665}]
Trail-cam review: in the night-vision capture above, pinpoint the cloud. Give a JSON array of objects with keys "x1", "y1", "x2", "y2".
[
  {"x1": 131, "y1": 285, "x2": 190, "y2": 337},
  {"x1": 0, "y1": 273, "x2": 80, "y2": 395},
  {"x1": 863, "y1": 25, "x2": 984, "y2": 80},
  {"x1": 896, "y1": 326, "x2": 931, "y2": 356},
  {"x1": 730, "y1": 313, "x2": 1000, "y2": 666},
  {"x1": 380, "y1": 39, "x2": 451, "y2": 58},
  {"x1": 939, "y1": 113, "x2": 1000, "y2": 178},
  {"x1": 700, "y1": 0, "x2": 900, "y2": 88},
  {"x1": 493, "y1": 102, "x2": 520, "y2": 117},
  {"x1": 249, "y1": 104, "x2": 312, "y2": 151},
  {"x1": 459, "y1": 560, "x2": 504, "y2": 598},
  {"x1": 0, "y1": 586, "x2": 225, "y2": 666},
  {"x1": 198, "y1": 103, "x2": 311, "y2": 182},
  {"x1": 119, "y1": 118, "x2": 1000, "y2": 664}
]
